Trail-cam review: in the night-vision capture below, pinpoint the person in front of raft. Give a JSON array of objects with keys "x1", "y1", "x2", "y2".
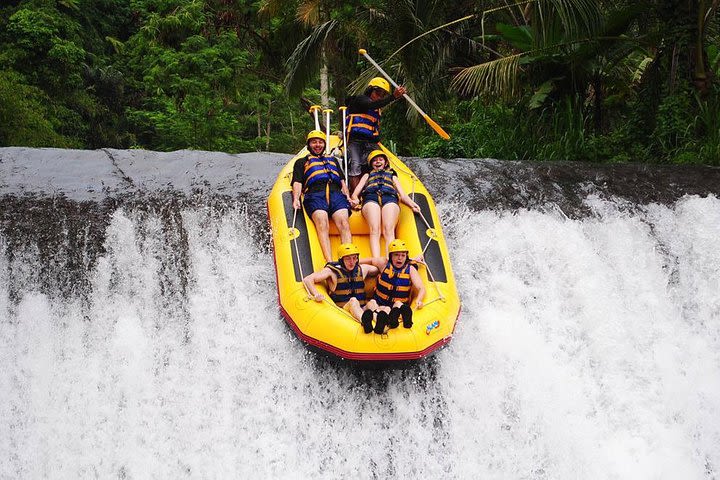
[
  {"x1": 345, "y1": 77, "x2": 406, "y2": 193},
  {"x1": 350, "y1": 149, "x2": 420, "y2": 258},
  {"x1": 303, "y1": 243, "x2": 380, "y2": 333},
  {"x1": 362, "y1": 239, "x2": 425, "y2": 334},
  {"x1": 292, "y1": 129, "x2": 352, "y2": 263}
]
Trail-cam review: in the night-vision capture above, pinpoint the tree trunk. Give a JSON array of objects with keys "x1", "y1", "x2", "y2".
[
  {"x1": 266, "y1": 97, "x2": 272, "y2": 151},
  {"x1": 266, "y1": 121, "x2": 271, "y2": 151},
  {"x1": 593, "y1": 76, "x2": 603, "y2": 133},
  {"x1": 320, "y1": 47, "x2": 329, "y2": 107},
  {"x1": 693, "y1": 0, "x2": 716, "y2": 93}
]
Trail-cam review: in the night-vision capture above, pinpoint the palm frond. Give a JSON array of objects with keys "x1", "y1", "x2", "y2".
[
  {"x1": 534, "y1": 0, "x2": 602, "y2": 46},
  {"x1": 451, "y1": 54, "x2": 523, "y2": 98},
  {"x1": 296, "y1": 0, "x2": 321, "y2": 26},
  {"x1": 347, "y1": 63, "x2": 392, "y2": 96},
  {"x1": 105, "y1": 36, "x2": 124, "y2": 55},
  {"x1": 284, "y1": 19, "x2": 337, "y2": 97},
  {"x1": 257, "y1": 0, "x2": 283, "y2": 18},
  {"x1": 58, "y1": 0, "x2": 80, "y2": 11},
  {"x1": 387, "y1": 14, "x2": 478, "y2": 62}
]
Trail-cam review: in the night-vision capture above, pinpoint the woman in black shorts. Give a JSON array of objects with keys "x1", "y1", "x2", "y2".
[{"x1": 350, "y1": 150, "x2": 420, "y2": 258}]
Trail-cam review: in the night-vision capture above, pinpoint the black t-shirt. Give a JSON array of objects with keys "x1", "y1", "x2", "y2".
[
  {"x1": 291, "y1": 155, "x2": 346, "y2": 193},
  {"x1": 346, "y1": 93, "x2": 397, "y2": 114},
  {"x1": 345, "y1": 94, "x2": 399, "y2": 142}
]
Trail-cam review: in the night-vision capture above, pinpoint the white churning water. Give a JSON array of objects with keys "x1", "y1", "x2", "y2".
[{"x1": 1, "y1": 195, "x2": 719, "y2": 479}]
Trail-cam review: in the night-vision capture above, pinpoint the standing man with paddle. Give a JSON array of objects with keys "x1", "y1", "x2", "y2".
[
  {"x1": 345, "y1": 77, "x2": 406, "y2": 193},
  {"x1": 346, "y1": 49, "x2": 450, "y2": 193}
]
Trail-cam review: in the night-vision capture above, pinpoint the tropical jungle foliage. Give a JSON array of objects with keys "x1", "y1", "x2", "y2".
[{"x1": 0, "y1": 0, "x2": 718, "y2": 164}]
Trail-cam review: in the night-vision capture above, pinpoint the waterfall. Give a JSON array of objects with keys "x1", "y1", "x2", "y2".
[{"x1": 1, "y1": 148, "x2": 719, "y2": 478}]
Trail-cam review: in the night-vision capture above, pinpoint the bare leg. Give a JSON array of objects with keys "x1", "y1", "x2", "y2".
[
  {"x1": 347, "y1": 141, "x2": 366, "y2": 193},
  {"x1": 365, "y1": 299, "x2": 380, "y2": 312},
  {"x1": 380, "y1": 203, "x2": 400, "y2": 256},
  {"x1": 362, "y1": 202, "x2": 382, "y2": 258},
  {"x1": 311, "y1": 209, "x2": 332, "y2": 262},
  {"x1": 331, "y1": 208, "x2": 352, "y2": 244},
  {"x1": 343, "y1": 297, "x2": 363, "y2": 322}
]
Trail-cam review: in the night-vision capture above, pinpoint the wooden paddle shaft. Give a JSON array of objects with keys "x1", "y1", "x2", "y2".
[
  {"x1": 359, "y1": 49, "x2": 450, "y2": 140},
  {"x1": 359, "y1": 49, "x2": 429, "y2": 117}
]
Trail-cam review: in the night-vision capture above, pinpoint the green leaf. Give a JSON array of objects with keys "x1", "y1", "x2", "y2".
[
  {"x1": 451, "y1": 54, "x2": 522, "y2": 99},
  {"x1": 496, "y1": 23, "x2": 533, "y2": 52},
  {"x1": 529, "y1": 80, "x2": 554, "y2": 109}
]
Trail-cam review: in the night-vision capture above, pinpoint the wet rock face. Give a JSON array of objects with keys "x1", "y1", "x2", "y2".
[
  {"x1": 0, "y1": 194, "x2": 272, "y2": 306},
  {"x1": 0, "y1": 147, "x2": 292, "y2": 202},
  {"x1": 404, "y1": 157, "x2": 720, "y2": 217},
  {"x1": 2, "y1": 147, "x2": 719, "y2": 213},
  {"x1": 1, "y1": 147, "x2": 719, "y2": 301},
  {"x1": 0, "y1": 195, "x2": 115, "y2": 302},
  {"x1": 0, "y1": 148, "x2": 284, "y2": 302}
]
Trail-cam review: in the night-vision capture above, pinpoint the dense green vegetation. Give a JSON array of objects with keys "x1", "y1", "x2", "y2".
[{"x1": 0, "y1": 0, "x2": 718, "y2": 164}]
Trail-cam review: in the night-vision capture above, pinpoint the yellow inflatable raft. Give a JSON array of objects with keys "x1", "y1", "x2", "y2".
[{"x1": 268, "y1": 136, "x2": 461, "y2": 362}]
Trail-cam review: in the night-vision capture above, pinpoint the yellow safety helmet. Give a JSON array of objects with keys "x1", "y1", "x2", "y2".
[
  {"x1": 306, "y1": 130, "x2": 326, "y2": 142},
  {"x1": 368, "y1": 77, "x2": 391, "y2": 93},
  {"x1": 367, "y1": 149, "x2": 388, "y2": 166},
  {"x1": 337, "y1": 243, "x2": 360, "y2": 260},
  {"x1": 387, "y1": 239, "x2": 408, "y2": 255}
]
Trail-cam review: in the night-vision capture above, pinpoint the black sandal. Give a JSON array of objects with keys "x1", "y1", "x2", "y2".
[
  {"x1": 374, "y1": 311, "x2": 388, "y2": 334},
  {"x1": 387, "y1": 307, "x2": 401, "y2": 329},
  {"x1": 361, "y1": 310, "x2": 374, "y2": 334},
  {"x1": 400, "y1": 304, "x2": 413, "y2": 328}
]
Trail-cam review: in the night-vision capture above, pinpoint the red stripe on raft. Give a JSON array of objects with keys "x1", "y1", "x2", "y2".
[{"x1": 278, "y1": 304, "x2": 454, "y2": 361}]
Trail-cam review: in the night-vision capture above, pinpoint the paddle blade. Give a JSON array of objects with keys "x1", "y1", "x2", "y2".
[{"x1": 422, "y1": 114, "x2": 451, "y2": 140}]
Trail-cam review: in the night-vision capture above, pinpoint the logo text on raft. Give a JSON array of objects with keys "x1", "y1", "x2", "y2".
[{"x1": 426, "y1": 320, "x2": 440, "y2": 335}]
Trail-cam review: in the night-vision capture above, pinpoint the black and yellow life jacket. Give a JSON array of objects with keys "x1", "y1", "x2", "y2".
[
  {"x1": 363, "y1": 170, "x2": 396, "y2": 199},
  {"x1": 346, "y1": 109, "x2": 381, "y2": 141},
  {"x1": 303, "y1": 155, "x2": 343, "y2": 192},
  {"x1": 373, "y1": 260, "x2": 414, "y2": 306},
  {"x1": 326, "y1": 262, "x2": 366, "y2": 307}
]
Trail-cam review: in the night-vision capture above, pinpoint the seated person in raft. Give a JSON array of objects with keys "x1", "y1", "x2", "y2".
[
  {"x1": 350, "y1": 150, "x2": 420, "y2": 258},
  {"x1": 303, "y1": 243, "x2": 380, "y2": 333},
  {"x1": 361, "y1": 239, "x2": 425, "y2": 334},
  {"x1": 291, "y1": 130, "x2": 352, "y2": 263}
]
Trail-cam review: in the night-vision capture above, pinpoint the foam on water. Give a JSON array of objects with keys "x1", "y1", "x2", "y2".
[
  {"x1": 1, "y1": 195, "x2": 719, "y2": 478},
  {"x1": 438, "y1": 194, "x2": 720, "y2": 478}
]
